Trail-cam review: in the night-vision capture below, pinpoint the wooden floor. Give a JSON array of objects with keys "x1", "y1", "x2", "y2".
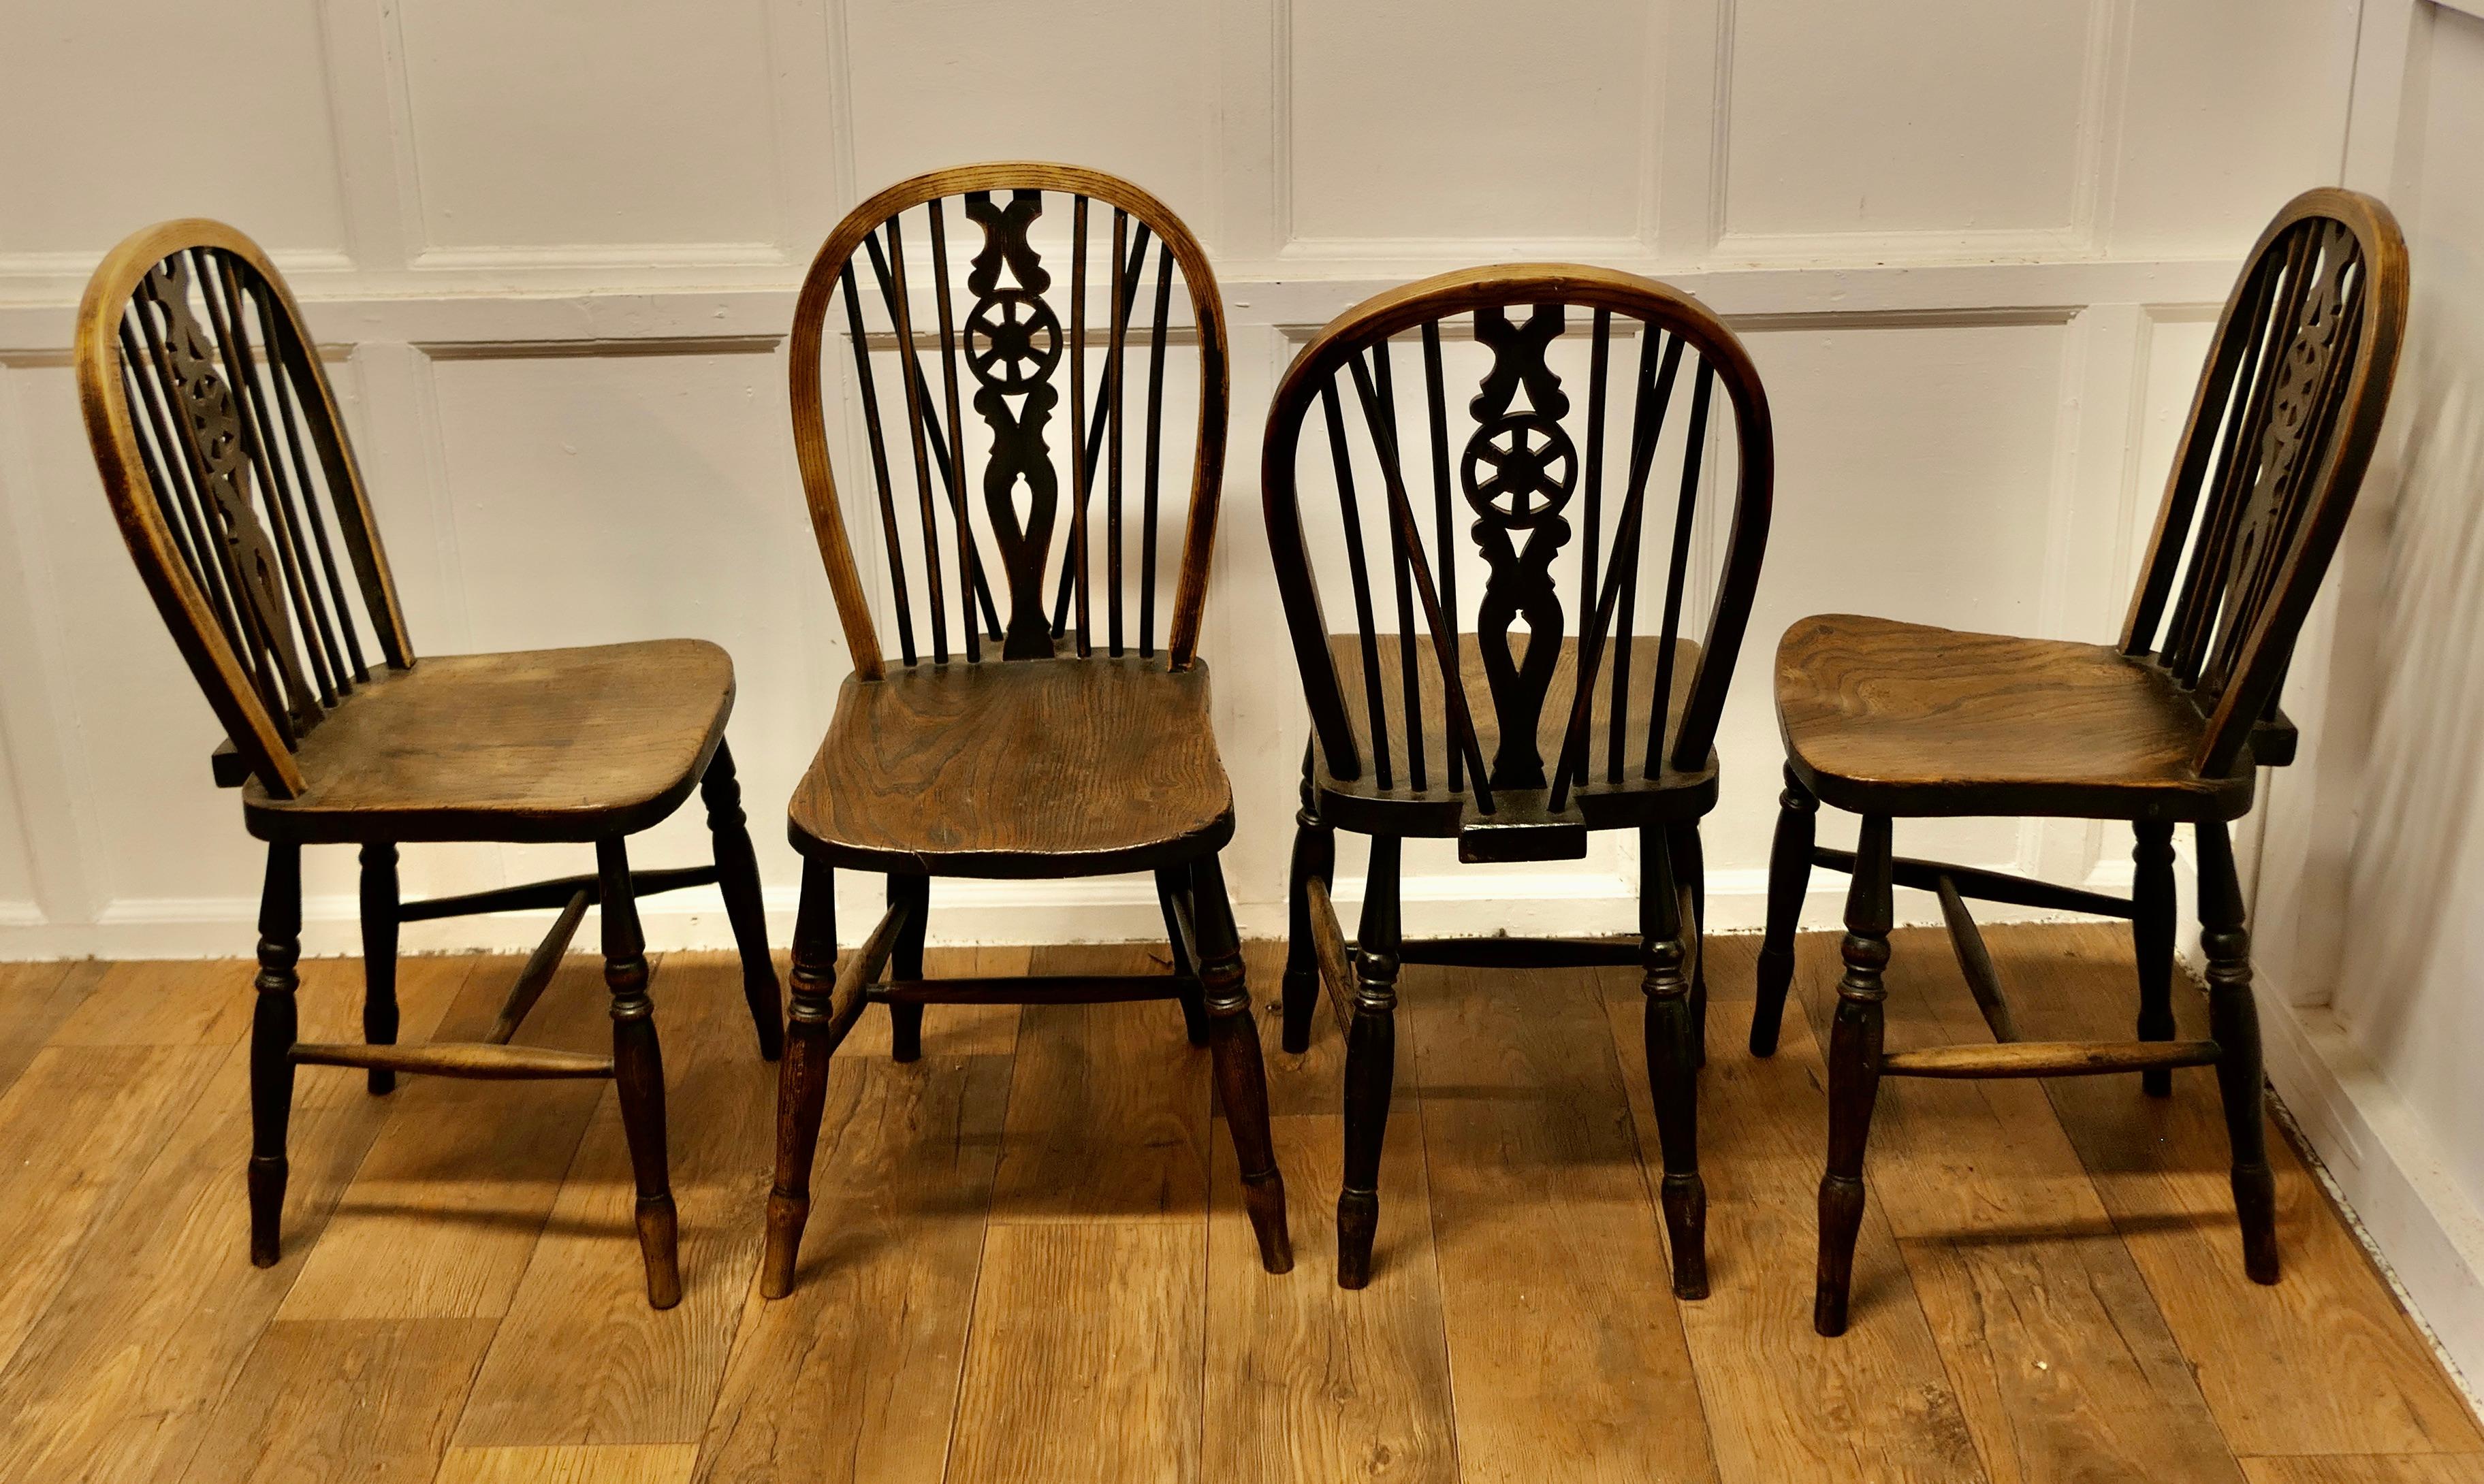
[{"x1": 0, "y1": 922, "x2": 2473, "y2": 1483}]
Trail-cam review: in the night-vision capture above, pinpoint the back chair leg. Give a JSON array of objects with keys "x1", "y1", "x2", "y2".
[
  {"x1": 701, "y1": 740, "x2": 783, "y2": 1062},
  {"x1": 887, "y1": 873, "x2": 929, "y2": 1062},
  {"x1": 764, "y1": 858, "x2": 840, "y2": 1299},
  {"x1": 1184, "y1": 855, "x2": 1293, "y2": 1272},
  {"x1": 1815, "y1": 813, "x2": 1893, "y2": 1336},
  {"x1": 249, "y1": 841, "x2": 302, "y2": 1268},
  {"x1": 2132, "y1": 822, "x2": 2178, "y2": 1097},
  {"x1": 1752, "y1": 763, "x2": 1818, "y2": 1056},
  {"x1": 358, "y1": 842, "x2": 400, "y2": 1096},
  {"x1": 1156, "y1": 868, "x2": 1211, "y2": 1046},
  {"x1": 2199, "y1": 820, "x2": 2280, "y2": 1284},
  {"x1": 1281, "y1": 762, "x2": 1335, "y2": 1054},
  {"x1": 1667, "y1": 820, "x2": 1708, "y2": 1069},
  {"x1": 1642, "y1": 826, "x2": 1708, "y2": 1299},
  {"x1": 1337, "y1": 835, "x2": 1403, "y2": 1289},
  {"x1": 597, "y1": 838, "x2": 680, "y2": 1310}
]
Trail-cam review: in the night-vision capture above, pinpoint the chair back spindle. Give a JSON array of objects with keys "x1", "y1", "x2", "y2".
[{"x1": 790, "y1": 164, "x2": 1228, "y2": 678}]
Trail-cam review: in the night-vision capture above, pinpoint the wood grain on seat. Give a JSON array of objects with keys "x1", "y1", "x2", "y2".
[
  {"x1": 242, "y1": 641, "x2": 733, "y2": 844},
  {"x1": 787, "y1": 656, "x2": 1234, "y2": 877},
  {"x1": 1775, "y1": 613, "x2": 2255, "y2": 822}
]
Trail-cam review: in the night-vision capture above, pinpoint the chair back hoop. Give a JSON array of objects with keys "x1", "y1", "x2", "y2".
[
  {"x1": 74, "y1": 219, "x2": 411, "y2": 800},
  {"x1": 1263, "y1": 264, "x2": 1774, "y2": 817},
  {"x1": 789, "y1": 162, "x2": 1231, "y2": 679},
  {"x1": 2119, "y1": 187, "x2": 2408, "y2": 777}
]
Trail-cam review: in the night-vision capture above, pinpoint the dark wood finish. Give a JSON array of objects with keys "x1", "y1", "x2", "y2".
[
  {"x1": 74, "y1": 219, "x2": 778, "y2": 1308},
  {"x1": 1336, "y1": 834, "x2": 1402, "y2": 1290},
  {"x1": 389, "y1": 864, "x2": 718, "y2": 922},
  {"x1": 775, "y1": 167, "x2": 1280, "y2": 1291},
  {"x1": 1265, "y1": 263, "x2": 1772, "y2": 1291},
  {"x1": 482, "y1": 887, "x2": 591, "y2": 1045},
  {"x1": 1761, "y1": 190, "x2": 2406, "y2": 1336}
]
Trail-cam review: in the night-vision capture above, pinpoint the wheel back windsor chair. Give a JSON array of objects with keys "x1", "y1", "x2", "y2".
[
  {"x1": 762, "y1": 163, "x2": 1292, "y2": 1296},
  {"x1": 75, "y1": 220, "x2": 783, "y2": 1309},
  {"x1": 1263, "y1": 266, "x2": 1774, "y2": 1290},
  {"x1": 1749, "y1": 188, "x2": 2409, "y2": 1335}
]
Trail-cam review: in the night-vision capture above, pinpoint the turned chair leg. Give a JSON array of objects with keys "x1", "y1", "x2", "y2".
[
  {"x1": 702, "y1": 740, "x2": 783, "y2": 1062},
  {"x1": 1815, "y1": 813, "x2": 1893, "y2": 1336},
  {"x1": 763, "y1": 857, "x2": 840, "y2": 1299},
  {"x1": 1667, "y1": 820, "x2": 1708, "y2": 1069},
  {"x1": 249, "y1": 841, "x2": 302, "y2": 1268},
  {"x1": 1181, "y1": 854, "x2": 1292, "y2": 1272},
  {"x1": 1280, "y1": 760, "x2": 1335, "y2": 1054},
  {"x1": 2131, "y1": 822, "x2": 2178, "y2": 1097},
  {"x1": 2199, "y1": 820, "x2": 2279, "y2": 1284},
  {"x1": 1752, "y1": 763, "x2": 1818, "y2": 1056},
  {"x1": 1642, "y1": 826, "x2": 1708, "y2": 1299},
  {"x1": 597, "y1": 838, "x2": 680, "y2": 1310},
  {"x1": 1337, "y1": 835, "x2": 1402, "y2": 1289},
  {"x1": 887, "y1": 873, "x2": 929, "y2": 1063},
  {"x1": 358, "y1": 842, "x2": 400, "y2": 1096},
  {"x1": 1156, "y1": 868, "x2": 1211, "y2": 1047}
]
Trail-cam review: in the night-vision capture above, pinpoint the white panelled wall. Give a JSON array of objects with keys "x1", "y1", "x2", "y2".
[{"x1": 9, "y1": 0, "x2": 2484, "y2": 1369}]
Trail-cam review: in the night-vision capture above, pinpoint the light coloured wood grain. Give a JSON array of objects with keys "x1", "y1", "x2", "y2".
[
  {"x1": 2239, "y1": 1454, "x2": 2484, "y2": 1483},
  {"x1": 693, "y1": 1049, "x2": 1013, "y2": 1484},
  {"x1": 1629, "y1": 935, "x2": 1984, "y2": 1483},
  {"x1": 174, "y1": 1317, "x2": 494, "y2": 1483},
  {"x1": 279, "y1": 954, "x2": 614, "y2": 1319},
  {"x1": 457, "y1": 954, "x2": 778, "y2": 1446},
  {"x1": 945, "y1": 1221, "x2": 1205, "y2": 1484},
  {"x1": 2003, "y1": 923, "x2": 2484, "y2": 1457},
  {"x1": 1411, "y1": 958, "x2": 1719, "y2": 1484},
  {"x1": 1207, "y1": 944, "x2": 1456, "y2": 1484},
  {"x1": 0, "y1": 957, "x2": 481, "y2": 1483},
  {"x1": 0, "y1": 960, "x2": 104, "y2": 1100},
  {"x1": 989, "y1": 942, "x2": 1211, "y2": 1222},
  {"x1": 1830, "y1": 925, "x2": 2244, "y2": 1483},
  {"x1": 437, "y1": 1443, "x2": 699, "y2": 1483},
  {"x1": 51, "y1": 956, "x2": 253, "y2": 1046}
]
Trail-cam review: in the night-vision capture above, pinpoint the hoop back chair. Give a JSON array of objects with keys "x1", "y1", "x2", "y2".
[
  {"x1": 75, "y1": 221, "x2": 782, "y2": 1309},
  {"x1": 1264, "y1": 266, "x2": 1775, "y2": 1290},
  {"x1": 1749, "y1": 189, "x2": 2409, "y2": 1335},
  {"x1": 763, "y1": 163, "x2": 1292, "y2": 1295}
]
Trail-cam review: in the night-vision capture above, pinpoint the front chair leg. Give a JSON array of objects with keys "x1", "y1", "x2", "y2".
[
  {"x1": 358, "y1": 842, "x2": 400, "y2": 1096},
  {"x1": 1280, "y1": 759, "x2": 1335, "y2": 1054},
  {"x1": 2199, "y1": 820, "x2": 2278, "y2": 1284},
  {"x1": 887, "y1": 873, "x2": 928, "y2": 1062},
  {"x1": 2132, "y1": 822, "x2": 2177, "y2": 1097},
  {"x1": 1182, "y1": 855, "x2": 1292, "y2": 1272},
  {"x1": 701, "y1": 739, "x2": 783, "y2": 1061},
  {"x1": 1751, "y1": 763, "x2": 1818, "y2": 1056},
  {"x1": 249, "y1": 841, "x2": 302, "y2": 1268},
  {"x1": 598, "y1": 837, "x2": 680, "y2": 1310},
  {"x1": 1666, "y1": 820, "x2": 1708, "y2": 1069},
  {"x1": 1642, "y1": 825, "x2": 1708, "y2": 1299},
  {"x1": 1156, "y1": 868, "x2": 1211, "y2": 1046},
  {"x1": 1815, "y1": 813, "x2": 1893, "y2": 1336},
  {"x1": 1337, "y1": 835, "x2": 1402, "y2": 1290},
  {"x1": 763, "y1": 857, "x2": 840, "y2": 1299}
]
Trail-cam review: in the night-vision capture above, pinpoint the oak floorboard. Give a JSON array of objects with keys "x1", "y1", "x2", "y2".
[
  {"x1": 436, "y1": 1442, "x2": 701, "y2": 1483},
  {"x1": 1414, "y1": 958, "x2": 1718, "y2": 1484},
  {"x1": 279, "y1": 953, "x2": 616, "y2": 1319},
  {"x1": 0, "y1": 958, "x2": 104, "y2": 1101},
  {"x1": 174, "y1": 1317, "x2": 496, "y2": 1483},
  {"x1": 2239, "y1": 1455, "x2": 2484, "y2": 1483},
  {"x1": 2001, "y1": 922, "x2": 2484, "y2": 1457},
  {"x1": 944, "y1": 1221, "x2": 1205, "y2": 1484},
  {"x1": 1207, "y1": 943, "x2": 1458, "y2": 1484},
  {"x1": 0, "y1": 956, "x2": 483, "y2": 1483},
  {"x1": 989, "y1": 942, "x2": 1211, "y2": 1223},
  {"x1": 692, "y1": 1050, "x2": 1013, "y2": 1484},
  {"x1": 51, "y1": 955, "x2": 255, "y2": 1046},
  {"x1": 1638, "y1": 936, "x2": 1985, "y2": 1484}
]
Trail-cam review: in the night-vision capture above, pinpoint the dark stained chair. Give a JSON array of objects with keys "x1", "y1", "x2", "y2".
[
  {"x1": 74, "y1": 221, "x2": 782, "y2": 1309},
  {"x1": 1263, "y1": 266, "x2": 1775, "y2": 1291},
  {"x1": 761, "y1": 163, "x2": 1292, "y2": 1296},
  {"x1": 1750, "y1": 189, "x2": 2409, "y2": 1336}
]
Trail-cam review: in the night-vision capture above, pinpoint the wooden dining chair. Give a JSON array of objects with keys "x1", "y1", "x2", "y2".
[
  {"x1": 1264, "y1": 267, "x2": 1775, "y2": 1291},
  {"x1": 760, "y1": 163, "x2": 1292, "y2": 1296},
  {"x1": 1749, "y1": 189, "x2": 2408, "y2": 1336},
  {"x1": 75, "y1": 220, "x2": 782, "y2": 1310}
]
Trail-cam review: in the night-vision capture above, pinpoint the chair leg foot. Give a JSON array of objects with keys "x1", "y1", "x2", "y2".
[
  {"x1": 1183, "y1": 856, "x2": 1293, "y2": 1274},
  {"x1": 247, "y1": 1155, "x2": 287, "y2": 1268},
  {"x1": 1814, "y1": 1173, "x2": 1866, "y2": 1336},
  {"x1": 1336, "y1": 1188, "x2": 1380, "y2": 1290},
  {"x1": 765, "y1": 857, "x2": 841, "y2": 1301}
]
